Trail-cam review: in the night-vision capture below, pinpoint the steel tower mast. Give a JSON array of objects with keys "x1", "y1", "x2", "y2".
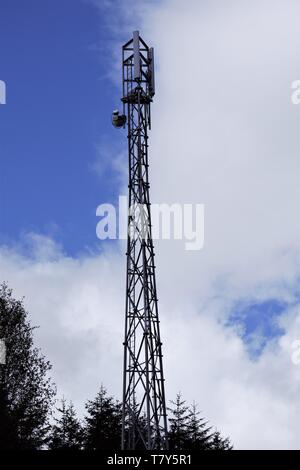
[{"x1": 112, "y1": 31, "x2": 168, "y2": 450}]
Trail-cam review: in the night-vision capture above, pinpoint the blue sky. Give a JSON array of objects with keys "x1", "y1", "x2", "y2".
[
  {"x1": 0, "y1": 0, "x2": 292, "y2": 354},
  {"x1": 227, "y1": 299, "x2": 286, "y2": 357},
  {"x1": 0, "y1": 0, "x2": 123, "y2": 255}
]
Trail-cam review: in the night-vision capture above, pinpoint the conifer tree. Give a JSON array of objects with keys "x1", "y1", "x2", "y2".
[
  {"x1": 168, "y1": 393, "x2": 233, "y2": 451},
  {"x1": 0, "y1": 283, "x2": 56, "y2": 449},
  {"x1": 0, "y1": 379, "x2": 18, "y2": 449},
  {"x1": 84, "y1": 385, "x2": 122, "y2": 450},
  {"x1": 210, "y1": 429, "x2": 233, "y2": 450},
  {"x1": 187, "y1": 402, "x2": 213, "y2": 450},
  {"x1": 168, "y1": 393, "x2": 190, "y2": 450},
  {"x1": 49, "y1": 399, "x2": 83, "y2": 450}
]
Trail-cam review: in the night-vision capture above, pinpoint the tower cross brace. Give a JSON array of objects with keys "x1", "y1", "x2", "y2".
[{"x1": 114, "y1": 31, "x2": 168, "y2": 450}]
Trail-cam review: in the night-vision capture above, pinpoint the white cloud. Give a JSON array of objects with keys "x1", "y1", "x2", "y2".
[
  {"x1": 146, "y1": 0, "x2": 300, "y2": 302},
  {"x1": 1, "y1": 234, "x2": 300, "y2": 449},
  {"x1": 91, "y1": 0, "x2": 300, "y2": 448},
  {"x1": 2, "y1": 0, "x2": 300, "y2": 449},
  {"x1": 0, "y1": 238, "x2": 124, "y2": 415}
]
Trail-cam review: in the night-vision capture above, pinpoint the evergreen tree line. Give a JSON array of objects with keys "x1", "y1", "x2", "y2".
[
  {"x1": 0, "y1": 283, "x2": 232, "y2": 450},
  {"x1": 48, "y1": 388, "x2": 232, "y2": 450}
]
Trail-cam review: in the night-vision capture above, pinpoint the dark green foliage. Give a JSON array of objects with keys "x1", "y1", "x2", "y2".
[
  {"x1": 0, "y1": 283, "x2": 56, "y2": 449},
  {"x1": 187, "y1": 402, "x2": 213, "y2": 450},
  {"x1": 168, "y1": 393, "x2": 232, "y2": 451},
  {"x1": 168, "y1": 393, "x2": 190, "y2": 450},
  {"x1": 210, "y1": 430, "x2": 233, "y2": 450},
  {"x1": 84, "y1": 385, "x2": 122, "y2": 450},
  {"x1": 0, "y1": 384, "x2": 18, "y2": 449},
  {"x1": 48, "y1": 399, "x2": 83, "y2": 450}
]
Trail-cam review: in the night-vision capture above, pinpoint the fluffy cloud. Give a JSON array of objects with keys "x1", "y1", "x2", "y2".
[
  {"x1": 1, "y1": 233, "x2": 300, "y2": 449},
  {"x1": 144, "y1": 0, "x2": 300, "y2": 448},
  {"x1": 87, "y1": 0, "x2": 300, "y2": 448},
  {"x1": 0, "y1": 236, "x2": 124, "y2": 416},
  {"x1": 2, "y1": 0, "x2": 300, "y2": 449},
  {"x1": 147, "y1": 0, "x2": 300, "y2": 299}
]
